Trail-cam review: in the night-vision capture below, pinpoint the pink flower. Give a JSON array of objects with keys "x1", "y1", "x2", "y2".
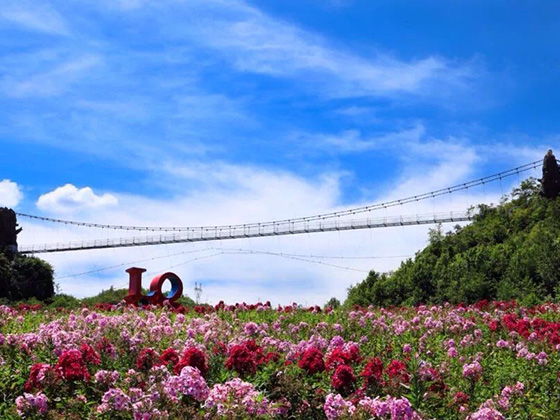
[
  {"x1": 244, "y1": 322, "x2": 259, "y2": 336},
  {"x1": 467, "y1": 400, "x2": 505, "y2": 420},
  {"x1": 164, "y1": 366, "x2": 209, "y2": 402},
  {"x1": 205, "y1": 378, "x2": 271, "y2": 416},
  {"x1": 324, "y1": 394, "x2": 355, "y2": 420},
  {"x1": 97, "y1": 388, "x2": 131, "y2": 413},
  {"x1": 15, "y1": 392, "x2": 48, "y2": 416},
  {"x1": 447, "y1": 347, "x2": 459, "y2": 358},
  {"x1": 462, "y1": 361, "x2": 483, "y2": 381}
]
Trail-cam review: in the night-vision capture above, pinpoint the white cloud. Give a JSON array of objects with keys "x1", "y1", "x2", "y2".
[
  {"x1": 36, "y1": 184, "x2": 118, "y2": 214},
  {"x1": 0, "y1": 2, "x2": 70, "y2": 35},
  {"x1": 97, "y1": 0, "x2": 477, "y2": 101},
  {"x1": 185, "y1": 4, "x2": 475, "y2": 99},
  {"x1": 2, "y1": 55, "x2": 101, "y2": 98},
  {"x1": 297, "y1": 125, "x2": 426, "y2": 153},
  {"x1": 0, "y1": 179, "x2": 23, "y2": 207}
]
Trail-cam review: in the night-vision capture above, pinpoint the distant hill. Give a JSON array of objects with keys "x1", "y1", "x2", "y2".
[{"x1": 345, "y1": 178, "x2": 560, "y2": 306}]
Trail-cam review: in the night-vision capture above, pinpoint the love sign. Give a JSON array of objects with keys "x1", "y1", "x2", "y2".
[{"x1": 124, "y1": 267, "x2": 183, "y2": 306}]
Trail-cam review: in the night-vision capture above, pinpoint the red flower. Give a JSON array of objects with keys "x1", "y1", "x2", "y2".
[
  {"x1": 245, "y1": 340, "x2": 265, "y2": 365},
  {"x1": 345, "y1": 344, "x2": 362, "y2": 364},
  {"x1": 25, "y1": 363, "x2": 56, "y2": 391},
  {"x1": 361, "y1": 357, "x2": 384, "y2": 389},
  {"x1": 159, "y1": 348, "x2": 180, "y2": 367},
  {"x1": 386, "y1": 359, "x2": 409, "y2": 383},
  {"x1": 213, "y1": 341, "x2": 227, "y2": 355},
  {"x1": 454, "y1": 391, "x2": 469, "y2": 405},
  {"x1": 331, "y1": 364, "x2": 356, "y2": 396},
  {"x1": 136, "y1": 348, "x2": 160, "y2": 372},
  {"x1": 326, "y1": 345, "x2": 362, "y2": 371},
  {"x1": 265, "y1": 352, "x2": 281, "y2": 364},
  {"x1": 326, "y1": 348, "x2": 350, "y2": 371},
  {"x1": 80, "y1": 343, "x2": 101, "y2": 365},
  {"x1": 225, "y1": 343, "x2": 257, "y2": 376},
  {"x1": 56, "y1": 349, "x2": 90, "y2": 381},
  {"x1": 298, "y1": 347, "x2": 326, "y2": 375},
  {"x1": 174, "y1": 347, "x2": 208, "y2": 377}
]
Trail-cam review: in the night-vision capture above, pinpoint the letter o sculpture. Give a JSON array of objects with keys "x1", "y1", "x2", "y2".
[{"x1": 146, "y1": 272, "x2": 183, "y2": 305}]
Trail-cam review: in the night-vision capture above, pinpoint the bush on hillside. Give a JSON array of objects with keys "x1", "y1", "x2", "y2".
[{"x1": 345, "y1": 178, "x2": 560, "y2": 307}]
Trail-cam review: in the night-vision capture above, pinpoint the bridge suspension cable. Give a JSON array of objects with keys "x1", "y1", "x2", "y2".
[{"x1": 15, "y1": 159, "x2": 540, "y2": 232}]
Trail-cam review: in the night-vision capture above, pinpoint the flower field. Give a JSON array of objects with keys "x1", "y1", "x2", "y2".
[{"x1": 1, "y1": 301, "x2": 560, "y2": 419}]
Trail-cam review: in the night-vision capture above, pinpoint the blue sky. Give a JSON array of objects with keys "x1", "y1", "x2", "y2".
[{"x1": 0, "y1": 0, "x2": 558, "y2": 303}]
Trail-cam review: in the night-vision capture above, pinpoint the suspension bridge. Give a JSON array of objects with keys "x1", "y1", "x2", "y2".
[
  {"x1": 14, "y1": 159, "x2": 541, "y2": 255},
  {"x1": 19, "y1": 211, "x2": 473, "y2": 254}
]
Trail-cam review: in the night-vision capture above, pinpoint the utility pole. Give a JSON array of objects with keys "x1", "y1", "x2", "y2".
[{"x1": 194, "y1": 282, "x2": 202, "y2": 304}]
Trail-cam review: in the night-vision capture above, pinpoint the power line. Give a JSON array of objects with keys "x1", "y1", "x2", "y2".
[
  {"x1": 16, "y1": 159, "x2": 541, "y2": 232},
  {"x1": 144, "y1": 252, "x2": 226, "y2": 277},
  {"x1": 54, "y1": 246, "x2": 410, "y2": 281},
  {"x1": 144, "y1": 249, "x2": 370, "y2": 276},
  {"x1": 54, "y1": 247, "x2": 214, "y2": 280},
  {"x1": 220, "y1": 250, "x2": 370, "y2": 273},
  {"x1": 59, "y1": 247, "x2": 396, "y2": 283},
  {"x1": 214, "y1": 247, "x2": 413, "y2": 261}
]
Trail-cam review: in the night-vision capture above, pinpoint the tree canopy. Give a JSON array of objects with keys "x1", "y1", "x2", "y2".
[{"x1": 345, "y1": 178, "x2": 560, "y2": 307}]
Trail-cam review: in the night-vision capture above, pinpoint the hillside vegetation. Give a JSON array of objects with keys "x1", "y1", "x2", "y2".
[
  {"x1": 346, "y1": 178, "x2": 560, "y2": 306},
  {"x1": 0, "y1": 254, "x2": 54, "y2": 301}
]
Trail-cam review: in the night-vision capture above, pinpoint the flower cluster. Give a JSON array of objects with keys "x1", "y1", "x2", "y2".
[
  {"x1": 205, "y1": 378, "x2": 271, "y2": 417},
  {"x1": 174, "y1": 347, "x2": 208, "y2": 377},
  {"x1": 298, "y1": 347, "x2": 325, "y2": 375},
  {"x1": 136, "y1": 348, "x2": 160, "y2": 371},
  {"x1": 462, "y1": 361, "x2": 483, "y2": 381},
  {"x1": 15, "y1": 392, "x2": 48, "y2": 416},
  {"x1": 164, "y1": 366, "x2": 209, "y2": 402},
  {"x1": 225, "y1": 340, "x2": 264, "y2": 376},
  {"x1": 56, "y1": 349, "x2": 91, "y2": 381}
]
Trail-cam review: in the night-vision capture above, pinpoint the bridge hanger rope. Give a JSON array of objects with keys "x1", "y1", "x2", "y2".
[{"x1": 16, "y1": 159, "x2": 541, "y2": 232}]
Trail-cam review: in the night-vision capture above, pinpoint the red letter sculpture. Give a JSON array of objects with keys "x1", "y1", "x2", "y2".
[{"x1": 124, "y1": 267, "x2": 183, "y2": 306}]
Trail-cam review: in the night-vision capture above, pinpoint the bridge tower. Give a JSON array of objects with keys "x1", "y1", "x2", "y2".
[
  {"x1": 0, "y1": 208, "x2": 21, "y2": 258},
  {"x1": 540, "y1": 150, "x2": 560, "y2": 199}
]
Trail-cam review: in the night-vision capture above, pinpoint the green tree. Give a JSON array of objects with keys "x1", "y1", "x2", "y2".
[
  {"x1": 324, "y1": 297, "x2": 341, "y2": 309},
  {"x1": 345, "y1": 177, "x2": 560, "y2": 306},
  {"x1": 9, "y1": 255, "x2": 54, "y2": 301}
]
